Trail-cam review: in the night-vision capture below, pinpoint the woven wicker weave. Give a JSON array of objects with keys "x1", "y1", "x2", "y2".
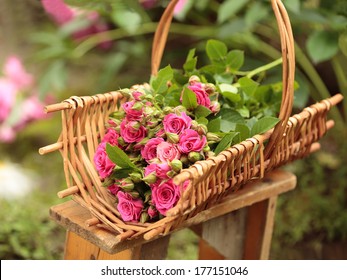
[{"x1": 40, "y1": 0, "x2": 343, "y2": 241}]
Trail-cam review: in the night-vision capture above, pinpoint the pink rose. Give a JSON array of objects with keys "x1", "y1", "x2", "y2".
[
  {"x1": 156, "y1": 128, "x2": 165, "y2": 138},
  {"x1": 179, "y1": 129, "x2": 207, "y2": 153},
  {"x1": 132, "y1": 91, "x2": 143, "y2": 101},
  {"x1": 157, "y1": 141, "x2": 181, "y2": 162},
  {"x1": 144, "y1": 162, "x2": 171, "y2": 180},
  {"x1": 155, "y1": 163, "x2": 171, "y2": 179},
  {"x1": 120, "y1": 120, "x2": 147, "y2": 143},
  {"x1": 141, "y1": 137, "x2": 164, "y2": 162},
  {"x1": 102, "y1": 128, "x2": 121, "y2": 147},
  {"x1": 122, "y1": 100, "x2": 143, "y2": 121},
  {"x1": 144, "y1": 163, "x2": 157, "y2": 177},
  {"x1": 187, "y1": 82, "x2": 211, "y2": 108},
  {"x1": 163, "y1": 112, "x2": 192, "y2": 134},
  {"x1": 151, "y1": 179, "x2": 181, "y2": 215},
  {"x1": 148, "y1": 206, "x2": 158, "y2": 219},
  {"x1": 94, "y1": 142, "x2": 115, "y2": 179},
  {"x1": 117, "y1": 191, "x2": 144, "y2": 222},
  {"x1": 108, "y1": 184, "x2": 121, "y2": 196}
]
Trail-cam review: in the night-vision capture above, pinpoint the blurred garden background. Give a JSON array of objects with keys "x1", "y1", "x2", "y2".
[{"x1": 0, "y1": 0, "x2": 346, "y2": 259}]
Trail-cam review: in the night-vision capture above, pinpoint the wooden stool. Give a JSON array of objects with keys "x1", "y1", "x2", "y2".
[{"x1": 50, "y1": 169, "x2": 296, "y2": 260}]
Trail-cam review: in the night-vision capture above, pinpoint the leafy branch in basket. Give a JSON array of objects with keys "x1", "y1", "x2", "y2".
[{"x1": 93, "y1": 39, "x2": 285, "y2": 223}]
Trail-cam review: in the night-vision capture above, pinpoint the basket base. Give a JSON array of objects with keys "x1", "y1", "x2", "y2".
[{"x1": 50, "y1": 169, "x2": 296, "y2": 259}]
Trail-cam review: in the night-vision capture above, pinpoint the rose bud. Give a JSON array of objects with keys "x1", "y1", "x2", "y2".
[
  {"x1": 148, "y1": 206, "x2": 158, "y2": 219},
  {"x1": 101, "y1": 177, "x2": 114, "y2": 188},
  {"x1": 203, "y1": 145, "x2": 211, "y2": 152},
  {"x1": 189, "y1": 75, "x2": 201, "y2": 84},
  {"x1": 170, "y1": 159, "x2": 183, "y2": 173},
  {"x1": 144, "y1": 191, "x2": 152, "y2": 203},
  {"x1": 166, "y1": 132, "x2": 179, "y2": 144},
  {"x1": 188, "y1": 151, "x2": 201, "y2": 163},
  {"x1": 119, "y1": 89, "x2": 131, "y2": 98},
  {"x1": 196, "y1": 124, "x2": 208, "y2": 135},
  {"x1": 172, "y1": 105, "x2": 187, "y2": 115},
  {"x1": 129, "y1": 191, "x2": 141, "y2": 198},
  {"x1": 163, "y1": 106, "x2": 173, "y2": 115},
  {"x1": 210, "y1": 101, "x2": 221, "y2": 114},
  {"x1": 131, "y1": 101, "x2": 143, "y2": 111},
  {"x1": 143, "y1": 172, "x2": 157, "y2": 184},
  {"x1": 180, "y1": 155, "x2": 190, "y2": 165},
  {"x1": 205, "y1": 83, "x2": 216, "y2": 95},
  {"x1": 140, "y1": 212, "x2": 149, "y2": 223},
  {"x1": 117, "y1": 137, "x2": 126, "y2": 146},
  {"x1": 207, "y1": 132, "x2": 221, "y2": 142},
  {"x1": 120, "y1": 179, "x2": 134, "y2": 191},
  {"x1": 130, "y1": 172, "x2": 142, "y2": 183},
  {"x1": 166, "y1": 170, "x2": 176, "y2": 178}
]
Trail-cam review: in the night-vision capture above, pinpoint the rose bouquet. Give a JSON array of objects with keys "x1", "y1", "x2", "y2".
[{"x1": 94, "y1": 39, "x2": 283, "y2": 223}]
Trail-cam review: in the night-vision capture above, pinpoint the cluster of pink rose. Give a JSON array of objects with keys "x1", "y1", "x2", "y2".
[
  {"x1": 0, "y1": 56, "x2": 50, "y2": 143},
  {"x1": 94, "y1": 79, "x2": 219, "y2": 223}
]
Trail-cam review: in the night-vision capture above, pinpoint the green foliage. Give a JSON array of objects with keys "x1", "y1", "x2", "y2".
[{"x1": 0, "y1": 192, "x2": 66, "y2": 260}]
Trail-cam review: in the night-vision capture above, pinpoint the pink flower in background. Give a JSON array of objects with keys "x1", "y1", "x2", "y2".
[
  {"x1": 0, "y1": 79, "x2": 16, "y2": 123},
  {"x1": 163, "y1": 112, "x2": 192, "y2": 135},
  {"x1": 174, "y1": 0, "x2": 188, "y2": 16},
  {"x1": 139, "y1": 0, "x2": 157, "y2": 9},
  {"x1": 41, "y1": 0, "x2": 74, "y2": 25},
  {"x1": 157, "y1": 141, "x2": 181, "y2": 162},
  {"x1": 187, "y1": 82, "x2": 211, "y2": 109},
  {"x1": 41, "y1": 0, "x2": 112, "y2": 49},
  {"x1": 151, "y1": 179, "x2": 181, "y2": 215},
  {"x1": 141, "y1": 137, "x2": 164, "y2": 162},
  {"x1": 0, "y1": 126, "x2": 16, "y2": 143},
  {"x1": 3, "y1": 56, "x2": 34, "y2": 90},
  {"x1": 179, "y1": 129, "x2": 206, "y2": 153},
  {"x1": 117, "y1": 191, "x2": 144, "y2": 222},
  {"x1": 0, "y1": 56, "x2": 50, "y2": 143},
  {"x1": 94, "y1": 142, "x2": 115, "y2": 179}
]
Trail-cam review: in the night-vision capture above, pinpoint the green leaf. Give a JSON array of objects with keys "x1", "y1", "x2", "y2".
[
  {"x1": 219, "y1": 83, "x2": 241, "y2": 103},
  {"x1": 207, "y1": 117, "x2": 221, "y2": 133},
  {"x1": 339, "y1": 31, "x2": 347, "y2": 57},
  {"x1": 250, "y1": 117, "x2": 280, "y2": 136},
  {"x1": 239, "y1": 77, "x2": 259, "y2": 96},
  {"x1": 111, "y1": 10, "x2": 142, "y2": 33},
  {"x1": 195, "y1": 105, "x2": 212, "y2": 118},
  {"x1": 206, "y1": 40, "x2": 228, "y2": 62},
  {"x1": 196, "y1": 117, "x2": 209, "y2": 125},
  {"x1": 219, "y1": 108, "x2": 245, "y2": 132},
  {"x1": 235, "y1": 123, "x2": 250, "y2": 142},
  {"x1": 151, "y1": 65, "x2": 173, "y2": 94},
  {"x1": 245, "y1": 2, "x2": 269, "y2": 27},
  {"x1": 214, "y1": 73, "x2": 234, "y2": 84},
  {"x1": 183, "y1": 48, "x2": 197, "y2": 72},
  {"x1": 217, "y1": 0, "x2": 249, "y2": 24},
  {"x1": 214, "y1": 132, "x2": 239, "y2": 155},
  {"x1": 112, "y1": 168, "x2": 134, "y2": 179},
  {"x1": 306, "y1": 30, "x2": 339, "y2": 63},
  {"x1": 106, "y1": 143, "x2": 137, "y2": 169},
  {"x1": 283, "y1": 0, "x2": 301, "y2": 14},
  {"x1": 182, "y1": 87, "x2": 198, "y2": 110},
  {"x1": 226, "y1": 50, "x2": 244, "y2": 71}
]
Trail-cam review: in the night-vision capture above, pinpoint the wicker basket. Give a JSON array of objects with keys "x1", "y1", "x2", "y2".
[{"x1": 40, "y1": 0, "x2": 343, "y2": 242}]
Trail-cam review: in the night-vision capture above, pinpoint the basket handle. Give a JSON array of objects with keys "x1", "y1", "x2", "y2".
[{"x1": 151, "y1": 0, "x2": 295, "y2": 161}]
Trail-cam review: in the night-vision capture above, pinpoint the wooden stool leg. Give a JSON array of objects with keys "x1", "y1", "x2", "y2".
[
  {"x1": 198, "y1": 208, "x2": 248, "y2": 259},
  {"x1": 64, "y1": 231, "x2": 170, "y2": 260},
  {"x1": 243, "y1": 196, "x2": 278, "y2": 260}
]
